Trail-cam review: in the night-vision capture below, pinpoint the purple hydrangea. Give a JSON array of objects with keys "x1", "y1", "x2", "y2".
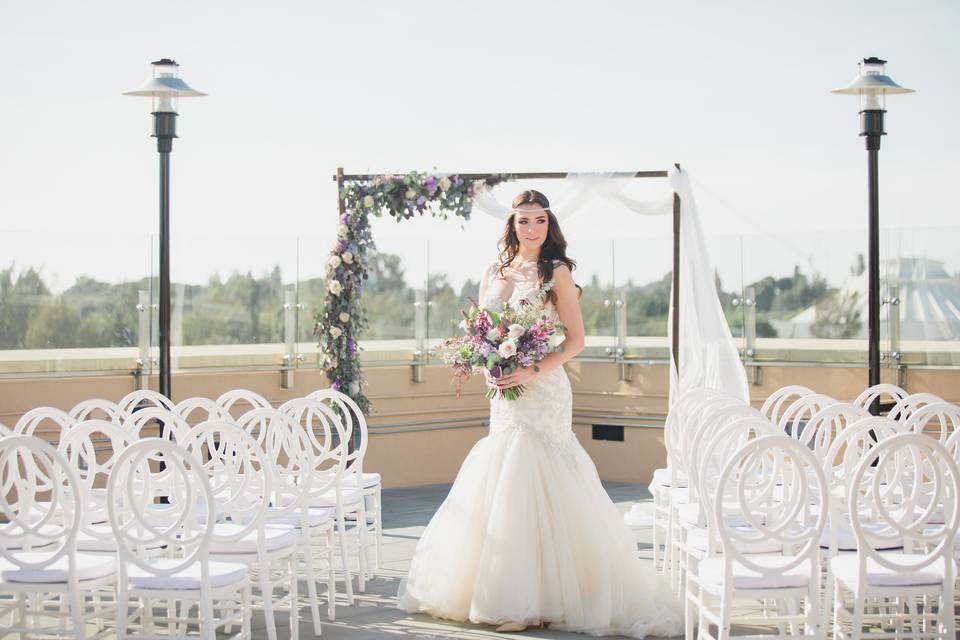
[
  {"x1": 348, "y1": 339, "x2": 357, "y2": 355},
  {"x1": 331, "y1": 381, "x2": 341, "y2": 391},
  {"x1": 425, "y1": 176, "x2": 438, "y2": 196}
]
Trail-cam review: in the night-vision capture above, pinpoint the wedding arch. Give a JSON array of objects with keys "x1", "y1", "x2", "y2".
[{"x1": 316, "y1": 166, "x2": 747, "y2": 415}]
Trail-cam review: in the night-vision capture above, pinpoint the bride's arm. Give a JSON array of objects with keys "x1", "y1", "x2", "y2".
[{"x1": 495, "y1": 264, "x2": 584, "y2": 388}]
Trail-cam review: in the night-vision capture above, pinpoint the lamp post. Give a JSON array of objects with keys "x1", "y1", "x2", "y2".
[
  {"x1": 124, "y1": 59, "x2": 206, "y2": 400},
  {"x1": 832, "y1": 57, "x2": 913, "y2": 415}
]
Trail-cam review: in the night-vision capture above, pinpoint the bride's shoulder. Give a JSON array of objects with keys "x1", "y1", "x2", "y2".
[{"x1": 551, "y1": 259, "x2": 571, "y2": 273}]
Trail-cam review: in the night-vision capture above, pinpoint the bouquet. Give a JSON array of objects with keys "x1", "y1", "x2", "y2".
[{"x1": 432, "y1": 280, "x2": 566, "y2": 401}]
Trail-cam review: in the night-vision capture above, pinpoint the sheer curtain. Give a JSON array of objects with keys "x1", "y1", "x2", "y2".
[{"x1": 472, "y1": 169, "x2": 749, "y2": 405}]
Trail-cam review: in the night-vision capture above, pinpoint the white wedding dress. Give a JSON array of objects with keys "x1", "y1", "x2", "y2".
[{"x1": 397, "y1": 260, "x2": 683, "y2": 638}]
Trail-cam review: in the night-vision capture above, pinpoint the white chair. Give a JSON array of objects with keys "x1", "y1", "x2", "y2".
[
  {"x1": 215, "y1": 389, "x2": 272, "y2": 418},
  {"x1": 684, "y1": 415, "x2": 783, "y2": 640},
  {"x1": 180, "y1": 421, "x2": 299, "y2": 640},
  {"x1": 901, "y1": 401, "x2": 960, "y2": 444},
  {"x1": 777, "y1": 393, "x2": 839, "y2": 439},
  {"x1": 238, "y1": 405, "x2": 347, "y2": 631},
  {"x1": 107, "y1": 437, "x2": 251, "y2": 640},
  {"x1": 68, "y1": 399, "x2": 128, "y2": 424},
  {"x1": 852, "y1": 383, "x2": 908, "y2": 413},
  {"x1": 0, "y1": 435, "x2": 117, "y2": 639},
  {"x1": 830, "y1": 433, "x2": 959, "y2": 639},
  {"x1": 888, "y1": 393, "x2": 945, "y2": 424},
  {"x1": 117, "y1": 390, "x2": 175, "y2": 414},
  {"x1": 760, "y1": 385, "x2": 816, "y2": 424},
  {"x1": 279, "y1": 397, "x2": 363, "y2": 602},
  {"x1": 307, "y1": 388, "x2": 382, "y2": 581},
  {"x1": 14, "y1": 407, "x2": 75, "y2": 443},
  {"x1": 800, "y1": 403, "x2": 869, "y2": 462},
  {"x1": 122, "y1": 406, "x2": 191, "y2": 441},
  {"x1": 696, "y1": 435, "x2": 829, "y2": 640},
  {"x1": 172, "y1": 397, "x2": 230, "y2": 425}
]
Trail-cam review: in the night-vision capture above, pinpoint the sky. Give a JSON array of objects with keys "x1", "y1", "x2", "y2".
[{"x1": 1, "y1": 0, "x2": 958, "y2": 293}]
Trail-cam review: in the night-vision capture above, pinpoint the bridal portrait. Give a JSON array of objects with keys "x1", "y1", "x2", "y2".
[{"x1": 2, "y1": 2, "x2": 959, "y2": 640}]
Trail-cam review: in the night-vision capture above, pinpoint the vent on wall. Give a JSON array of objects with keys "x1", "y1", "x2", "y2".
[{"x1": 592, "y1": 424, "x2": 624, "y2": 442}]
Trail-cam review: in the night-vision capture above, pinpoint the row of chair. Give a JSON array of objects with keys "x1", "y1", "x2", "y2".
[
  {"x1": 635, "y1": 383, "x2": 959, "y2": 639},
  {"x1": 0, "y1": 387, "x2": 380, "y2": 640}
]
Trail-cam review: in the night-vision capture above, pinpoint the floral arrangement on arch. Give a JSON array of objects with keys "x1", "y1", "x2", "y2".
[{"x1": 315, "y1": 171, "x2": 511, "y2": 414}]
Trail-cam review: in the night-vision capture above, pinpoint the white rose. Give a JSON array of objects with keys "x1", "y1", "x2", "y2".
[
  {"x1": 549, "y1": 333, "x2": 566, "y2": 347},
  {"x1": 498, "y1": 340, "x2": 517, "y2": 358},
  {"x1": 337, "y1": 224, "x2": 350, "y2": 238},
  {"x1": 439, "y1": 176, "x2": 452, "y2": 192},
  {"x1": 405, "y1": 189, "x2": 416, "y2": 200},
  {"x1": 327, "y1": 280, "x2": 343, "y2": 296},
  {"x1": 363, "y1": 195, "x2": 375, "y2": 209},
  {"x1": 349, "y1": 381, "x2": 360, "y2": 395},
  {"x1": 329, "y1": 326, "x2": 342, "y2": 338},
  {"x1": 339, "y1": 312, "x2": 350, "y2": 323},
  {"x1": 507, "y1": 323, "x2": 525, "y2": 339},
  {"x1": 485, "y1": 328, "x2": 500, "y2": 342},
  {"x1": 328, "y1": 255, "x2": 342, "y2": 269},
  {"x1": 342, "y1": 251, "x2": 354, "y2": 264},
  {"x1": 473, "y1": 180, "x2": 487, "y2": 194}
]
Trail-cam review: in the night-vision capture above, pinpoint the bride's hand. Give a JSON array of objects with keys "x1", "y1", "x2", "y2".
[{"x1": 495, "y1": 366, "x2": 538, "y2": 389}]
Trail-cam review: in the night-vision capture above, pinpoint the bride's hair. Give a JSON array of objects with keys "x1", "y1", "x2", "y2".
[{"x1": 497, "y1": 189, "x2": 582, "y2": 304}]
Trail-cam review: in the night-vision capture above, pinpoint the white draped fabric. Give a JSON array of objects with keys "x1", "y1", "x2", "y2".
[{"x1": 472, "y1": 168, "x2": 749, "y2": 405}]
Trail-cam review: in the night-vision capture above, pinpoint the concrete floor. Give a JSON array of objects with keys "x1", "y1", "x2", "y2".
[{"x1": 286, "y1": 481, "x2": 670, "y2": 640}]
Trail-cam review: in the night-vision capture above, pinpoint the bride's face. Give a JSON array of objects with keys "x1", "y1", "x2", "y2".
[{"x1": 514, "y1": 204, "x2": 549, "y2": 251}]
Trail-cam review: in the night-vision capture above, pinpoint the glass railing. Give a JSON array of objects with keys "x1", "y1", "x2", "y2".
[{"x1": 1, "y1": 222, "x2": 958, "y2": 377}]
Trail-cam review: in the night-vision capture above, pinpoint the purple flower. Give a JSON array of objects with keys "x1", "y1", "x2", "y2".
[
  {"x1": 331, "y1": 381, "x2": 341, "y2": 391},
  {"x1": 489, "y1": 365, "x2": 502, "y2": 378},
  {"x1": 425, "y1": 176, "x2": 438, "y2": 196},
  {"x1": 416, "y1": 195, "x2": 427, "y2": 207},
  {"x1": 339, "y1": 214, "x2": 349, "y2": 224},
  {"x1": 348, "y1": 339, "x2": 357, "y2": 355},
  {"x1": 479, "y1": 342, "x2": 493, "y2": 357},
  {"x1": 453, "y1": 175, "x2": 463, "y2": 187}
]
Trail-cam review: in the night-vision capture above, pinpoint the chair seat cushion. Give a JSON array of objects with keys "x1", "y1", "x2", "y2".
[
  {"x1": 207, "y1": 522, "x2": 299, "y2": 553},
  {"x1": 830, "y1": 553, "x2": 957, "y2": 589},
  {"x1": 678, "y1": 502, "x2": 760, "y2": 529},
  {"x1": 0, "y1": 552, "x2": 116, "y2": 583},
  {"x1": 819, "y1": 523, "x2": 902, "y2": 552},
  {"x1": 76, "y1": 524, "x2": 165, "y2": 552},
  {"x1": 651, "y1": 467, "x2": 688, "y2": 489},
  {"x1": 687, "y1": 527, "x2": 782, "y2": 554},
  {"x1": 263, "y1": 506, "x2": 332, "y2": 529},
  {"x1": 699, "y1": 556, "x2": 812, "y2": 592},
  {"x1": 309, "y1": 487, "x2": 363, "y2": 508},
  {"x1": 128, "y1": 559, "x2": 248, "y2": 590}
]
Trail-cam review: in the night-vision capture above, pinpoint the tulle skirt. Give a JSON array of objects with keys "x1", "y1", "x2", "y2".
[{"x1": 397, "y1": 370, "x2": 682, "y2": 637}]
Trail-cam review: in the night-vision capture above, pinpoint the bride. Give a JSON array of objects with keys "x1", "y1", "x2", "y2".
[{"x1": 397, "y1": 190, "x2": 682, "y2": 637}]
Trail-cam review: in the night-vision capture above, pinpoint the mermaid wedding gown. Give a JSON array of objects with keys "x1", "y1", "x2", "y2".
[{"x1": 397, "y1": 260, "x2": 682, "y2": 638}]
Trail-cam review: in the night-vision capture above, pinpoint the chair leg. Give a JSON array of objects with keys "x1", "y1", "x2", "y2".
[
  {"x1": 374, "y1": 485, "x2": 383, "y2": 573},
  {"x1": 143, "y1": 597, "x2": 154, "y2": 635},
  {"x1": 850, "y1": 590, "x2": 865, "y2": 640},
  {"x1": 242, "y1": 583, "x2": 252, "y2": 640},
  {"x1": 70, "y1": 588, "x2": 86, "y2": 640},
  {"x1": 335, "y1": 512, "x2": 355, "y2": 605},
  {"x1": 260, "y1": 557, "x2": 279, "y2": 640},
  {"x1": 301, "y1": 537, "x2": 324, "y2": 635},
  {"x1": 200, "y1": 592, "x2": 216, "y2": 640},
  {"x1": 289, "y1": 555, "x2": 300, "y2": 640},
  {"x1": 327, "y1": 528, "x2": 338, "y2": 619}
]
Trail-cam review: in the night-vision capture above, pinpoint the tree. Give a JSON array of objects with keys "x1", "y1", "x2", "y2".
[{"x1": 810, "y1": 290, "x2": 863, "y2": 339}]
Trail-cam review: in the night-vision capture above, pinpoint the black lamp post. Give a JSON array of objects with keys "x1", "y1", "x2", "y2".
[
  {"x1": 832, "y1": 57, "x2": 913, "y2": 415},
  {"x1": 124, "y1": 59, "x2": 206, "y2": 400}
]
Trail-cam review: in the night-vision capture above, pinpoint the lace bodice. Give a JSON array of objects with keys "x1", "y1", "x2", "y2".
[{"x1": 481, "y1": 258, "x2": 559, "y2": 320}]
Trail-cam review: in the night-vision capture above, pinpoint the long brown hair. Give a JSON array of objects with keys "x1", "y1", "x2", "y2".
[{"x1": 497, "y1": 189, "x2": 582, "y2": 304}]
